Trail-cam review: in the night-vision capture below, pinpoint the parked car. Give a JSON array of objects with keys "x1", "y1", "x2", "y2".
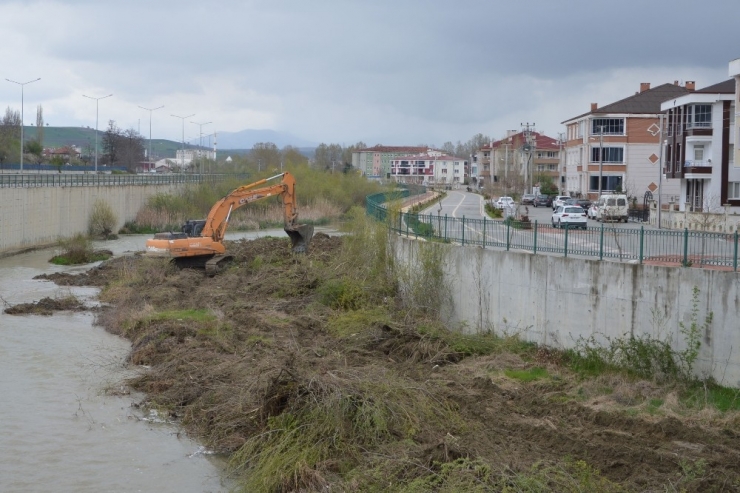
[
  {"x1": 552, "y1": 206, "x2": 587, "y2": 229},
  {"x1": 521, "y1": 194, "x2": 536, "y2": 206},
  {"x1": 552, "y1": 195, "x2": 571, "y2": 211},
  {"x1": 533, "y1": 195, "x2": 552, "y2": 208},
  {"x1": 495, "y1": 196, "x2": 515, "y2": 210},
  {"x1": 573, "y1": 198, "x2": 592, "y2": 210},
  {"x1": 591, "y1": 194, "x2": 629, "y2": 222}
]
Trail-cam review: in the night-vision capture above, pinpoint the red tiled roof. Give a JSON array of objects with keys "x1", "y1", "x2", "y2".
[
  {"x1": 481, "y1": 131, "x2": 559, "y2": 151},
  {"x1": 358, "y1": 145, "x2": 428, "y2": 153}
]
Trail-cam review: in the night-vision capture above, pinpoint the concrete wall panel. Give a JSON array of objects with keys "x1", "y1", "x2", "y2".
[{"x1": 396, "y1": 237, "x2": 740, "y2": 387}]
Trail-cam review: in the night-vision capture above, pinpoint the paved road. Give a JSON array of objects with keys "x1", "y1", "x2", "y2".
[{"x1": 412, "y1": 191, "x2": 736, "y2": 268}]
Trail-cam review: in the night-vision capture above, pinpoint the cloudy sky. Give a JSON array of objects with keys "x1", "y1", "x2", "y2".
[{"x1": 0, "y1": 0, "x2": 737, "y2": 148}]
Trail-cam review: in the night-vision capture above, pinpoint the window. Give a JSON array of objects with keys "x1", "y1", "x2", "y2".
[
  {"x1": 591, "y1": 147, "x2": 624, "y2": 163},
  {"x1": 694, "y1": 145, "x2": 704, "y2": 162},
  {"x1": 589, "y1": 175, "x2": 622, "y2": 192},
  {"x1": 687, "y1": 104, "x2": 712, "y2": 128},
  {"x1": 591, "y1": 118, "x2": 624, "y2": 135},
  {"x1": 729, "y1": 182, "x2": 740, "y2": 200}
]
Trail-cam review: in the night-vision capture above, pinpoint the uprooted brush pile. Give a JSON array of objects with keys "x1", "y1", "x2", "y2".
[{"x1": 53, "y1": 224, "x2": 740, "y2": 492}]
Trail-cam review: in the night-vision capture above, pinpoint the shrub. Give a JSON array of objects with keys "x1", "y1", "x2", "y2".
[{"x1": 88, "y1": 199, "x2": 118, "y2": 239}]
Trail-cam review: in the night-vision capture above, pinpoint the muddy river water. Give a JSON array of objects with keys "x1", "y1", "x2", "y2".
[{"x1": 0, "y1": 230, "x2": 305, "y2": 492}]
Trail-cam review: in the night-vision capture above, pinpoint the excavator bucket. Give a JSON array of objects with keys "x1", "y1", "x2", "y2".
[{"x1": 285, "y1": 224, "x2": 314, "y2": 253}]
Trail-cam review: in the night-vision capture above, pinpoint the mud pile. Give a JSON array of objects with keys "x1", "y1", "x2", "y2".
[{"x1": 41, "y1": 234, "x2": 740, "y2": 492}]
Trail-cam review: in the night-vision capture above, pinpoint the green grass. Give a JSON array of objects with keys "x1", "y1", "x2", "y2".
[
  {"x1": 505, "y1": 367, "x2": 549, "y2": 382},
  {"x1": 681, "y1": 383, "x2": 740, "y2": 412}
]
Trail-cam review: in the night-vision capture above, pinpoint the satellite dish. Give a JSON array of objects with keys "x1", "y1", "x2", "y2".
[{"x1": 522, "y1": 144, "x2": 532, "y2": 152}]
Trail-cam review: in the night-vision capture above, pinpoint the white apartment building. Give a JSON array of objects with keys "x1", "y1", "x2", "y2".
[{"x1": 389, "y1": 150, "x2": 467, "y2": 185}]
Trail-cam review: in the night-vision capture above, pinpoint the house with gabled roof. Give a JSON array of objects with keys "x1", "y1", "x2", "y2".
[
  {"x1": 561, "y1": 81, "x2": 692, "y2": 201},
  {"x1": 475, "y1": 130, "x2": 562, "y2": 193}
]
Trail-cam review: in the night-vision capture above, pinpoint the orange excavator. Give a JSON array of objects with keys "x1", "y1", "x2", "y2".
[{"x1": 145, "y1": 171, "x2": 314, "y2": 274}]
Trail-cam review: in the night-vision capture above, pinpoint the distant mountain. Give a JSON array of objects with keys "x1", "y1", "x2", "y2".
[{"x1": 216, "y1": 129, "x2": 316, "y2": 150}]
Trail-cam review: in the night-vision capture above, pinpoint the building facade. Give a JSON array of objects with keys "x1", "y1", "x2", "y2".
[
  {"x1": 390, "y1": 150, "x2": 467, "y2": 185},
  {"x1": 352, "y1": 145, "x2": 428, "y2": 180},
  {"x1": 661, "y1": 77, "x2": 737, "y2": 212},
  {"x1": 475, "y1": 130, "x2": 562, "y2": 193},
  {"x1": 562, "y1": 82, "x2": 691, "y2": 200}
]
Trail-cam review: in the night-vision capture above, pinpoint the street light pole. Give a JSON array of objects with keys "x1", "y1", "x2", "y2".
[
  {"x1": 171, "y1": 113, "x2": 195, "y2": 171},
  {"x1": 190, "y1": 120, "x2": 211, "y2": 174},
  {"x1": 138, "y1": 104, "x2": 164, "y2": 166},
  {"x1": 83, "y1": 93, "x2": 113, "y2": 173},
  {"x1": 6, "y1": 77, "x2": 40, "y2": 173}
]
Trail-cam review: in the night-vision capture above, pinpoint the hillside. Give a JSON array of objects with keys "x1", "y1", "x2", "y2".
[{"x1": 33, "y1": 126, "x2": 316, "y2": 159}]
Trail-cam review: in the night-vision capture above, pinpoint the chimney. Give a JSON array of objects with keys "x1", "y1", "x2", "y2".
[
  {"x1": 674, "y1": 80, "x2": 679, "y2": 85},
  {"x1": 640, "y1": 82, "x2": 651, "y2": 93},
  {"x1": 591, "y1": 103, "x2": 598, "y2": 112},
  {"x1": 685, "y1": 81, "x2": 696, "y2": 91}
]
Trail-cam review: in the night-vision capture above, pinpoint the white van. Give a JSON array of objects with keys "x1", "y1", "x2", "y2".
[{"x1": 592, "y1": 194, "x2": 628, "y2": 223}]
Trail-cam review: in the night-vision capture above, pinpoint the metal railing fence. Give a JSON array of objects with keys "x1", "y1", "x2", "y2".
[
  {"x1": 366, "y1": 198, "x2": 739, "y2": 271},
  {"x1": 0, "y1": 173, "x2": 246, "y2": 188}
]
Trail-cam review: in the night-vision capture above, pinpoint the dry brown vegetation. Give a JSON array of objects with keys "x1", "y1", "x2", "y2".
[{"x1": 39, "y1": 217, "x2": 740, "y2": 492}]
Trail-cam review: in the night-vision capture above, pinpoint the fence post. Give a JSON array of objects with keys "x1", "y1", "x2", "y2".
[
  {"x1": 683, "y1": 228, "x2": 689, "y2": 267},
  {"x1": 564, "y1": 224, "x2": 569, "y2": 258},
  {"x1": 533, "y1": 220, "x2": 538, "y2": 254},
  {"x1": 734, "y1": 230, "x2": 738, "y2": 272},
  {"x1": 405, "y1": 213, "x2": 409, "y2": 237},
  {"x1": 444, "y1": 214, "x2": 448, "y2": 242},
  {"x1": 599, "y1": 223, "x2": 604, "y2": 261},
  {"x1": 506, "y1": 221, "x2": 510, "y2": 251},
  {"x1": 483, "y1": 217, "x2": 486, "y2": 248},
  {"x1": 462, "y1": 216, "x2": 465, "y2": 246},
  {"x1": 639, "y1": 226, "x2": 644, "y2": 264}
]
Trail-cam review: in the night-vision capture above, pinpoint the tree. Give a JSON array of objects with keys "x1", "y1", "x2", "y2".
[
  {"x1": 35, "y1": 105, "x2": 44, "y2": 148},
  {"x1": 281, "y1": 146, "x2": 308, "y2": 168},
  {"x1": 0, "y1": 107, "x2": 21, "y2": 166},
  {"x1": 441, "y1": 141, "x2": 455, "y2": 155},
  {"x1": 250, "y1": 142, "x2": 280, "y2": 172},
  {"x1": 24, "y1": 139, "x2": 43, "y2": 165},
  {"x1": 102, "y1": 121, "x2": 144, "y2": 171}
]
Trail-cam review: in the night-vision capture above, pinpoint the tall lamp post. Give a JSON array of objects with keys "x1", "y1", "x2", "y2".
[
  {"x1": 83, "y1": 93, "x2": 113, "y2": 173},
  {"x1": 190, "y1": 120, "x2": 211, "y2": 174},
  {"x1": 138, "y1": 104, "x2": 164, "y2": 166},
  {"x1": 6, "y1": 77, "x2": 40, "y2": 173},
  {"x1": 171, "y1": 113, "x2": 195, "y2": 171}
]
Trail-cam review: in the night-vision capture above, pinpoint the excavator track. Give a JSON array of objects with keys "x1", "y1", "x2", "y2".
[{"x1": 205, "y1": 255, "x2": 234, "y2": 276}]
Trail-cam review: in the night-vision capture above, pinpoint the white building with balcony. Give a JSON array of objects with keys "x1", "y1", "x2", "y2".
[
  {"x1": 389, "y1": 150, "x2": 467, "y2": 186},
  {"x1": 661, "y1": 77, "x2": 737, "y2": 212}
]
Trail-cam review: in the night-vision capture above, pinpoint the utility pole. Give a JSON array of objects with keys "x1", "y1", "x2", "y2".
[
  {"x1": 521, "y1": 122, "x2": 535, "y2": 194},
  {"x1": 657, "y1": 115, "x2": 664, "y2": 229},
  {"x1": 557, "y1": 132, "x2": 565, "y2": 194}
]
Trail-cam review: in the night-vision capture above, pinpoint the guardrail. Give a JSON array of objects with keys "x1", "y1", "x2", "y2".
[
  {"x1": 367, "y1": 197, "x2": 739, "y2": 271},
  {"x1": 0, "y1": 173, "x2": 247, "y2": 188}
]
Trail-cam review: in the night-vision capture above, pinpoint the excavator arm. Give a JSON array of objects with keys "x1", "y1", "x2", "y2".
[{"x1": 145, "y1": 172, "x2": 313, "y2": 272}]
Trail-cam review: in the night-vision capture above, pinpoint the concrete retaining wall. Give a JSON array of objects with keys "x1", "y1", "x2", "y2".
[
  {"x1": 0, "y1": 184, "x2": 182, "y2": 255},
  {"x1": 396, "y1": 236, "x2": 740, "y2": 387}
]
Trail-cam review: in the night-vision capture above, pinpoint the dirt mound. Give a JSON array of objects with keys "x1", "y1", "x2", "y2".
[
  {"x1": 4, "y1": 296, "x2": 85, "y2": 315},
  {"x1": 41, "y1": 235, "x2": 740, "y2": 491}
]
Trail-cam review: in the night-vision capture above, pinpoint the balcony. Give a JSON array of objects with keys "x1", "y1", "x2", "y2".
[{"x1": 682, "y1": 160, "x2": 713, "y2": 174}]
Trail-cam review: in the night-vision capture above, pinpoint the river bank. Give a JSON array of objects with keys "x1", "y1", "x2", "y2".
[{"x1": 25, "y1": 221, "x2": 740, "y2": 492}]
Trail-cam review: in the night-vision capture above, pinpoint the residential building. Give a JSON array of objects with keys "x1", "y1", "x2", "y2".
[
  {"x1": 561, "y1": 82, "x2": 692, "y2": 200},
  {"x1": 43, "y1": 145, "x2": 82, "y2": 162},
  {"x1": 351, "y1": 145, "x2": 427, "y2": 179},
  {"x1": 475, "y1": 130, "x2": 562, "y2": 193},
  {"x1": 661, "y1": 74, "x2": 737, "y2": 212},
  {"x1": 389, "y1": 150, "x2": 467, "y2": 185},
  {"x1": 174, "y1": 148, "x2": 216, "y2": 168}
]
